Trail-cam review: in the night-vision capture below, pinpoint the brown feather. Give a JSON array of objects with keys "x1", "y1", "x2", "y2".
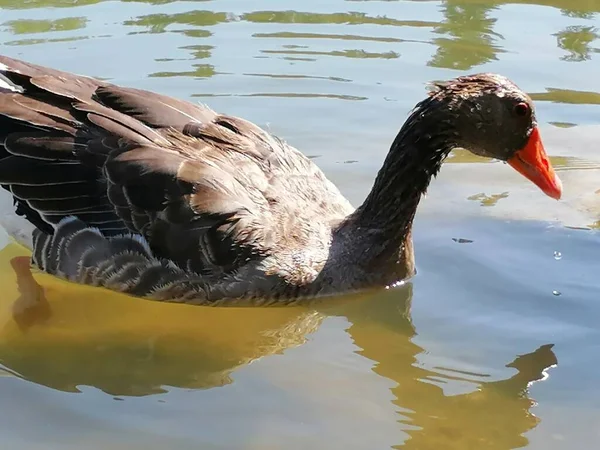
[
  {"x1": 4, "y1": 133, "x2": 79, "y2": 161},
  {"x1": 72, "y1": 101, "x2": 170, "y2": 145},
  {"x1": 0, "y1": 94, "x2": 77, "y2": 135},
  {"x1": 93, "y1": 85, "x2": 216, "y2": 130},
  {"x1": 0, "y1": 54, "x2": 367, "y2": 303}
]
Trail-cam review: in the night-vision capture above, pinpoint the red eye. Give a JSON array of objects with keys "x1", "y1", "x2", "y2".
[{"x1": 513, "y1": 102, "x2": 530, "y2": 117}]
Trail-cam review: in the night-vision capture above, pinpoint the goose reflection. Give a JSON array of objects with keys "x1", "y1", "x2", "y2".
[
  {"x1": 554, "y1": 25, "x2": 600, "y2": 62},
  {"x1": 0, "y1": 243, "x2": 325, "y2": 396},
  {"x1": 0, "y1": 242, "x2": 556, "y2": 447},
  {"x1": 321, "y1": 287, "x2": 557, "y2": 449},
  {"x1": 428, "y1": 1, "x2": 502, "y2": 70}
]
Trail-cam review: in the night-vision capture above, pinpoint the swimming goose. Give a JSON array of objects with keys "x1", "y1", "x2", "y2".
[{"x1": 0, "y1": 56, "x2": 562, "y2": 306}]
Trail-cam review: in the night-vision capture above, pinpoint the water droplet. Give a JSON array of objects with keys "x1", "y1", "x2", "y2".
[
  {"x1": 554, "y1": 251, "x2": 562, "y2": 260},
  {"x1": 552, "y1": 290, "x2": 561, "y2": 296}
]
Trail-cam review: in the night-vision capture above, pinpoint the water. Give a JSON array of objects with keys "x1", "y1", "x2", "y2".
[{"x1": 0, "y1": 0, "x2": 599, "y2": 448}]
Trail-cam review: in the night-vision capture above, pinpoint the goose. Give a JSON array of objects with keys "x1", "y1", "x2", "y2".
[{"x1": 0, "y1": 56, "x2": 562, "y2": 306}]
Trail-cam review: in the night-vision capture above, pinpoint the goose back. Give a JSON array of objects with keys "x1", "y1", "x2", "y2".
[{"x1": 0, "y1": 56, "x2": 354, "y2": 298}]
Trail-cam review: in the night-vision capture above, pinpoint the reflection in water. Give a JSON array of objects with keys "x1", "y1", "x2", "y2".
[
  {"x1": 559, "y1": 8, "x2": 597, "y2": 19},
  {"x1": 0, "y1": 243, "x2": 557, "y2": 447},
  {"x1": 483, "y1": 0, "x2": 599, "y2": 16},
  {"x1": 549, "y1": 155, "x2": 600, "y2": 171},
  {"x1": 261, "y1": 48, "x2": 400, "y2": 60},
  {"x1": 530, "y1": 88, "x2": 600, "y2": 104},
  {"x1": 124, "y1": 10, "x2": 229, "y2": 33},
  {"x1": 1, "y1": 1, "x2": 598, "y2": 91},
  {"x1": 243, "y1": 72, "x2": 353, "y2": 83},
  {"x1": 253, "y1": 31, "x2": 408, "y2": 44},
  {"x1": 555, "y1": 25, "x2": 600, "y2": 62},
  {"x1": 123, "y1": 11, "x2": 223, "y2": 78},
  {"x1": 1, "y1": 16, "x2": 88, "y2": 46},
  {"x1": 241, "y1": 10, "x2": 436, "y2": 28},
  {"x1": 468, "y1": 191, "x2": 510, "y2": 207},
  {"x1": 3, "y1": 35, "x2": 87, "y2": 47},
  {"x1": 150, "y1": 63, "x2": 215, "y2": 79},
  {"x1": 96, "y1": 1, "x2": 600, "y2": 109},
  {"x1": 151, "y1": 44, "x2": 216, "y2": 78},
  {"x1": 429, "y1": 1, "x2": 502, "y2": 70},
  {"x1": 124, "y1": 0, "x2": 188, "y2": 4},
  {"x1": 0, "y1": 0, "x2": 101, "y2": 9},
  {"x1": 193, "y1": 92, "x2": 368, "y2": 101},
  {"x1": 446, "y1": 148, "x2": 492, "y2": 164},
  {"x1": 9, "y1": 256, "x2": 51, "y2": 332},
  {"x1": 3, "y1": 17, "x2": 87, "y2": 34},
  {"x1": 549, "y1": 121, "x2": 578, "y2": 128},
  {"x1": 0, "y1": 247, "x2": 324, "y2": 396},
  {"x1": 322, "y1": 288, "x2": 557, "y2": 449}
]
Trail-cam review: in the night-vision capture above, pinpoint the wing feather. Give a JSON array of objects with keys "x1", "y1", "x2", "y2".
[{"x1": 0, "y1": 54, "x2": 350, "y2": 284}]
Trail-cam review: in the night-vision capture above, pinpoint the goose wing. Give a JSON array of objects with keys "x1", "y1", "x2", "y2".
[{"x1": 0, "y1": 55, "x2": 352, "y2": 279}]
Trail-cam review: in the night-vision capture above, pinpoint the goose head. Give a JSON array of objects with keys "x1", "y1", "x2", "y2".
[{"x1": 428, "y1": 73, "x2": 562, "y2": 200}]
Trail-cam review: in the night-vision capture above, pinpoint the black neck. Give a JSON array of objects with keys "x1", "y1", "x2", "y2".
[{"x1": 345, "y1": 97, "x2": 457, "y2": 264}]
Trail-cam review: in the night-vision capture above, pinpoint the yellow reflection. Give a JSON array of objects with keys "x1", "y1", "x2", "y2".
[
  {"x1": 429, "y1": 1, "x2": 502, "y2": 70},
  {"x1": 252, "y1": 31, "x2": 407, "y2": 44},
  {"x1": 124, "y1": 10, "x2": 230, "y2": 32},
  {"x1": 555, "y1": 25, "x2": 600, "y2": 62},
  {"x1": 0, "y1": 0, "x2": 101, "y2": 9},
  {"x1": 325, "y1": 288, "x2": 557, "y2": 449},
  {"x1": 0, "y1": 242, "x2": 325, "y2": 396},
  {"x1": 468, "y1": 191, "x2": 510, "y2": 206},
  {"x1": 0, "y1": 242, "x2": 557, "y2": 448},
  {"x1": 261, "y1": 48, "x2": 400, "y2": 60},
  {"x1": 2, "y1": 18, "x2": 87, "y2": 35},
  {"x1": 530, "y1": 88, "x2": 600, "y2": 105}
]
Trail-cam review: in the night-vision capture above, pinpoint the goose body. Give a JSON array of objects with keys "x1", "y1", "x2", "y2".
[{"x1": 0, "y1": 56, "x2": 562, "y2": 305}]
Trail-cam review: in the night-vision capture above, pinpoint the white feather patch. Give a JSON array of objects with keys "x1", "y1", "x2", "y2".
[{"x1": 0, "y1": 64, "x2": 22, "y2": 93}]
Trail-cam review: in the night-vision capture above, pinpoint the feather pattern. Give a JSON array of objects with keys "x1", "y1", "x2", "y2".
[
  {"x1": 0, "y1": 56, "x2": 548, "y2": 304},
  {"x1": 0, "y1": 55, "x2": 356, "y2": 304}
]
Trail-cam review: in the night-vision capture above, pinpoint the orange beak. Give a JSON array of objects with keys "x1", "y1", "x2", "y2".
[{"x1": 507, "y1": 127, "x2": 562, "y2": 200}]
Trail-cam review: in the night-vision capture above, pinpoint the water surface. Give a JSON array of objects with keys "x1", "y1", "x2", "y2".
[{"x1": 1, "y1": 0, "x2": 600, "y2": 448}]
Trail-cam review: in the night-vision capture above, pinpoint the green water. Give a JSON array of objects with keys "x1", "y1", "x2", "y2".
[{"x1": 0, "y1": 0, "x2": 599, "y2": 448}]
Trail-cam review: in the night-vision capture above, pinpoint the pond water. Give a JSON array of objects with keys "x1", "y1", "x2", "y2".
[{"x1": 0, "y1": 0, "x2": 600, "y2": 448}]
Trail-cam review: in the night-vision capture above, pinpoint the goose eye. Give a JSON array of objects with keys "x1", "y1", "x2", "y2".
[{"x1": 513, "y1": 102, "x2": 529, "y2": 117}]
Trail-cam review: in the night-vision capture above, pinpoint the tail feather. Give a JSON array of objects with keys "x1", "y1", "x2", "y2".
[
  {"x1": 5, "y1": 133, "x2": 80, "y2": 161},
  {"x1": 32, "y1": 217, "x2": 210, "y2": 302}
]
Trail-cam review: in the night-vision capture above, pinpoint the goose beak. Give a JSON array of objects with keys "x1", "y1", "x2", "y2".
[{"x1": 507, "y1": 127, "x2": 562, "y2": 200}]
